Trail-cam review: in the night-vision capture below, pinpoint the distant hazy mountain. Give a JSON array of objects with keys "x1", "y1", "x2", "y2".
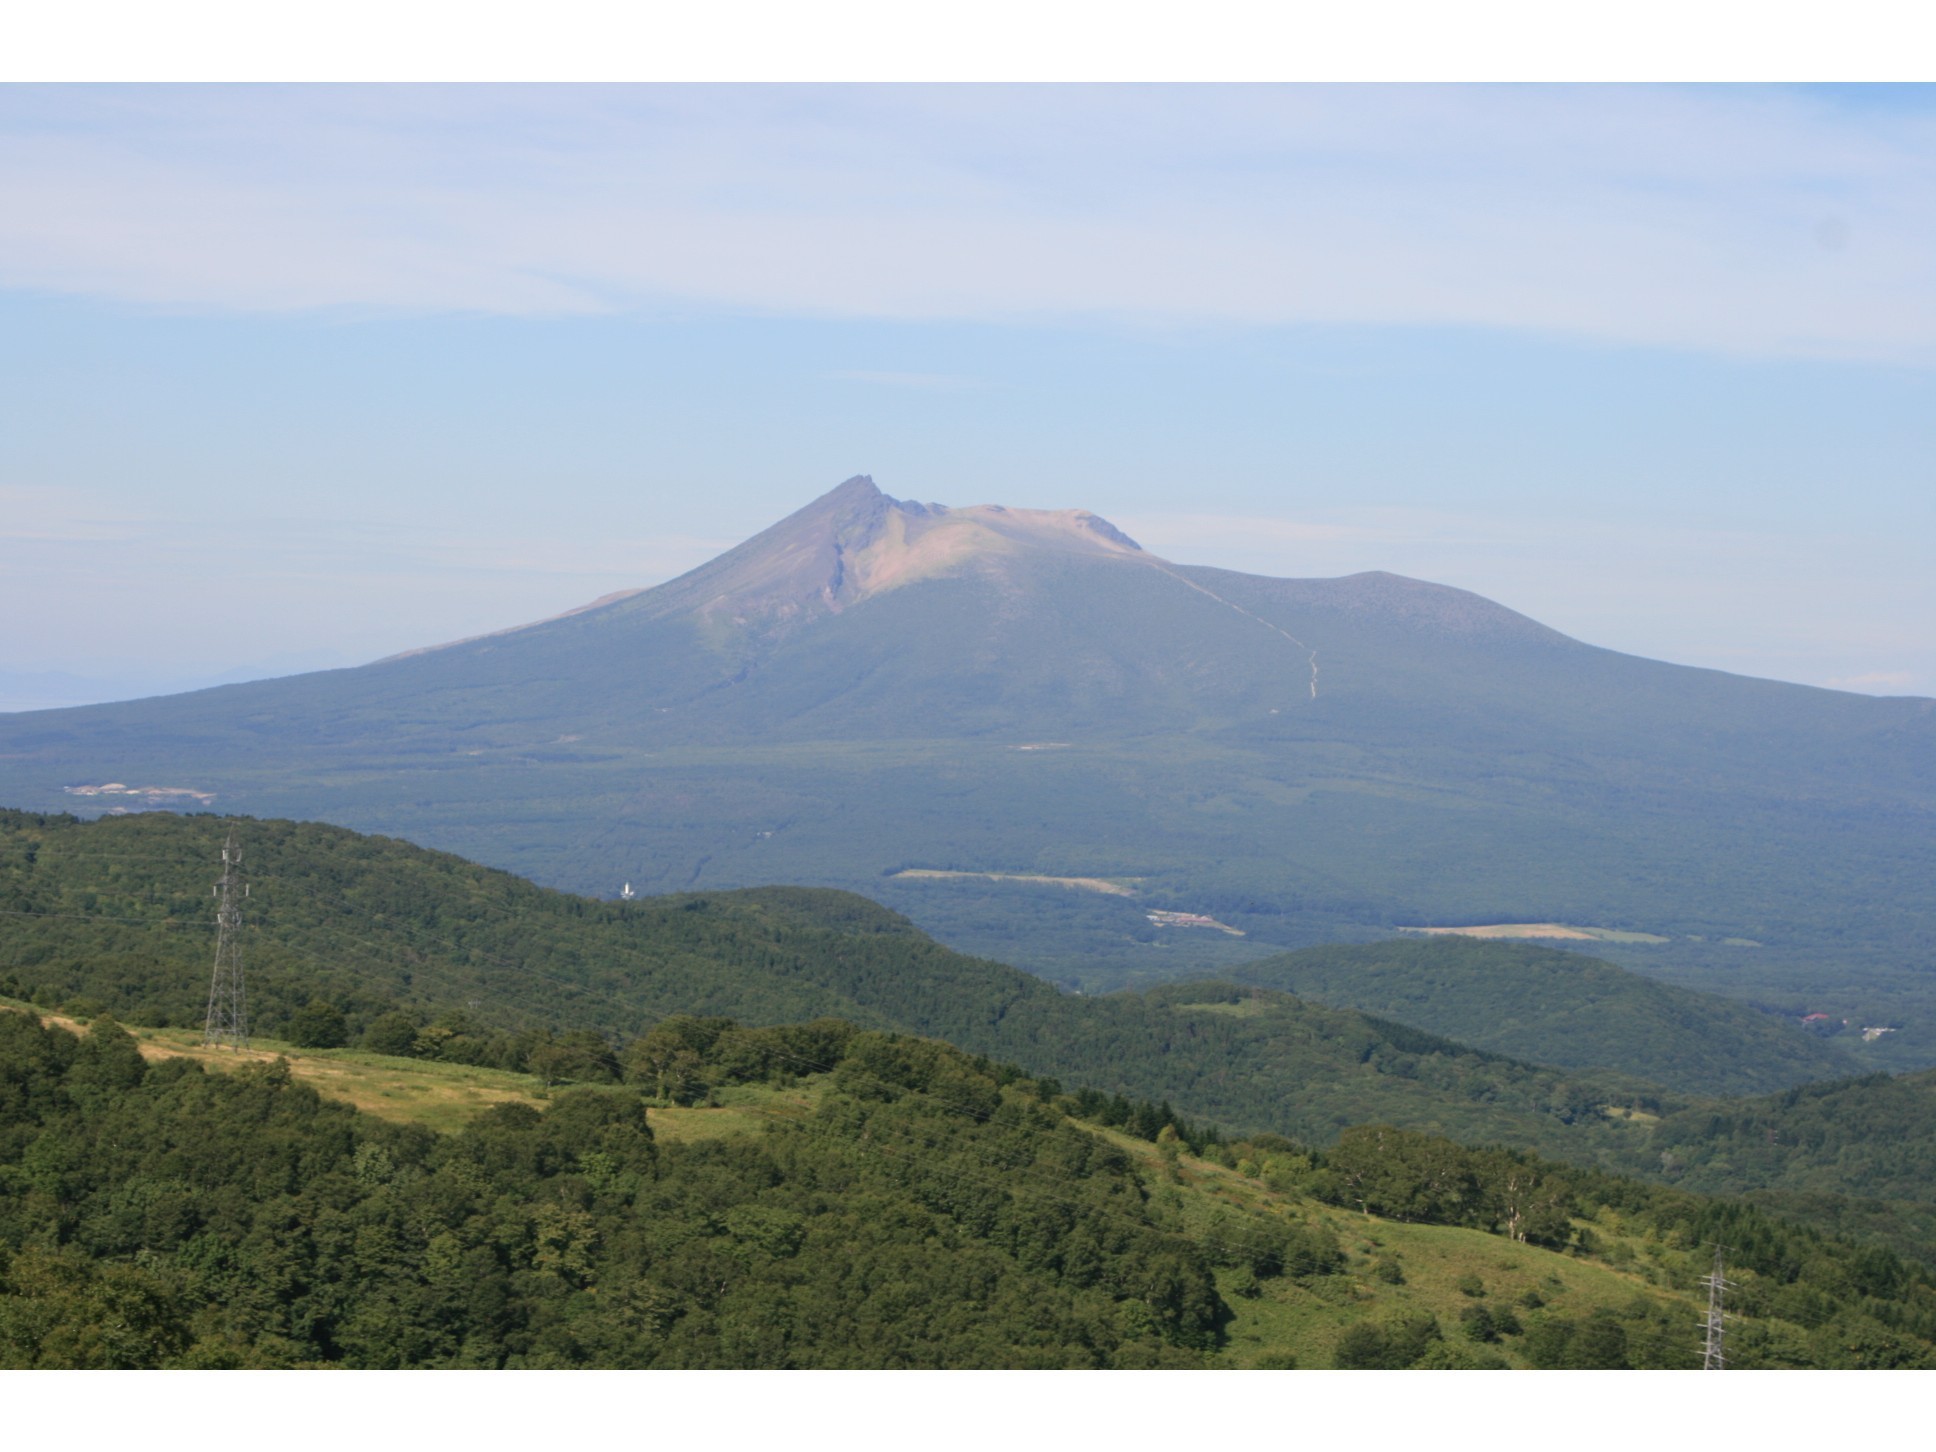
[
  {"x1": 0, "y1": 650, "x2": 366, "y2": 714},
  {"x1": 4, "y1": 476, "x2": 1931, "y2": 1061}
]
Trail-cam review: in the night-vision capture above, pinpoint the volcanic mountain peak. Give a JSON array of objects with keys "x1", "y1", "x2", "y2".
[
  {"x1": 391, "y1": 477, "x2": 1151, "y2": 661},
  {"x1": 631, "y1": 475, "x2": 1149, "y2": 635},
  {"x1": 842, "y1": 489, "x2": 1145, "y2": 596}
]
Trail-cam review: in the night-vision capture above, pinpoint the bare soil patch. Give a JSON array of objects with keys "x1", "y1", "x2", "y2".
[{"x1": 890, "y1": 868, "x2": 1140, "y2": 897}]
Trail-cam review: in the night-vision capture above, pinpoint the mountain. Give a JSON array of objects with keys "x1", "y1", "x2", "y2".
[{"x1": 3, "y1": 476, "x2": 1932, "y2": 1061}]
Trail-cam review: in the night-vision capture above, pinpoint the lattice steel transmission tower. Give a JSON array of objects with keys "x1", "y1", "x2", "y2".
[
  {"x1": 1699, "y1": 1243, "x2": 1732, "y2": 1369},
  {"x1": 203, "y1": 827, "x2": 249, "y2": 1049}
]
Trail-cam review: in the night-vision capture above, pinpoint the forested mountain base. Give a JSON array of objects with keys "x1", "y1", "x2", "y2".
[{"x1": 4, "y1": 1009, "x2": 1933, "y2": 1369}]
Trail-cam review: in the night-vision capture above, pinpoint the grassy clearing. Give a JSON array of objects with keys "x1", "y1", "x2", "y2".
[
  {"x1": 889, "y1": 868, "x2": 1140, "y2": 897},
  {"x1": 1401, "y1": 923, "x2": 1672, "y2": 945},
  {"x1": 1097, "y1": 1123, "x2": 1708, "y2": 1369},
  {"x1": 0, "y1": 1000, "x2": 819, "y2": 1137},
  {"x1": 1172, "y1": 999, "x2": 1275, "y2": 1020},
  {"x1": 1604, "y1": 1105, "x2": 1662, "y2": 1125},
  {"x1": 1213, "y1": 1215, "x2": 1687, "y2": 1369},
  {"x1": 646, "y1": 1082, "x2": 819, "y2": 1143},
  {"x1": 100, "y1": 1017, "x2": 547, "y2": 1134}
]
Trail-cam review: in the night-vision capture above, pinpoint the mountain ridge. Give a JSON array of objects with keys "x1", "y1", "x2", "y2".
[
  {"x1": 565, "y1": 474, "x2": 1150, "y2": 644},
  {"x1": 376, "y1": 476, "x2": 1587, "y2": 689}
]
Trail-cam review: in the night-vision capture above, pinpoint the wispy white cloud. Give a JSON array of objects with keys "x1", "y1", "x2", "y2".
[
  {"x1": 0, "y1": 484, "x2": 151, "y2": 542},
  {"x1": 1, "y1": 85, "x2": 1932, "y2": 359},
  {"x1": 824, "y1": 370, "x2": 987, "y2": 390},
  {"x1": 409, "y1": 530, "x2": 735, "y2": 580},
  {"x1": 1826, "y1": 670, "x2": 1916, "y2": 692}
]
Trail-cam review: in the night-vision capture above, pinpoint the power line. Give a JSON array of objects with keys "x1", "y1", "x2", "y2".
[{"x1": 0, "y1": 908, "x2": 214, "y2": 928}]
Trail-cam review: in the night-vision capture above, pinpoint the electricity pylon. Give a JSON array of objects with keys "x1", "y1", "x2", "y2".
[
  {"x1": 1700, "y1": 1243, "x2": 1732, "y2": 1369},
  {"x1": 202, "y1": 827, "x2": 249, "y2": 1049}
]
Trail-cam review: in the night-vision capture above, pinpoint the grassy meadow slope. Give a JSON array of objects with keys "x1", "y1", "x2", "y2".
[{"x1": 2, "y1": 1003, "x2": 793, "y2": 1144}]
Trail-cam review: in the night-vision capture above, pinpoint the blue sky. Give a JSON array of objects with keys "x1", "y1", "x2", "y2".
[{"x1": 2, "y1": 83, "x2": 1932, "y2": 707}]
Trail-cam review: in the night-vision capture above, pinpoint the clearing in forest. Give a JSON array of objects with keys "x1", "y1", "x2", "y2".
[
  {"x1": 889, "y1": 868, "x2": 1141, "y2": 897},
  {"x1": 1400, "y1": 923, "x2": 1670, "y2": 945}
]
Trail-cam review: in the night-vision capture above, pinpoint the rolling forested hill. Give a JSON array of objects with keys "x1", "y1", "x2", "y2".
[
  {"x1": 1650, "y1": 1068, "x2": 1936, "y2": 1203},
  {"x1": 0, "y1": 809, "x2": 1672, "y2": 1163},
  {"x1": 1223, "y1": 938, "x2": 1855, "y2": 1097},
  {"x1": 9, "y1": 807, "x2": 1936, "y2": 1264}
]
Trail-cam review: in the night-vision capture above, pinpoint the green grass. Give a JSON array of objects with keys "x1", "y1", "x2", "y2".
[
  {"x1": 1213, "y1": 1219, "x2": 1683, "y2": 1369},
  {"x1": 646, "y1": 1082, "x2": 818, "y2": 1144},
  {"x1": 3, "y1": 997, "x2": 819, "y2": 1138},
  {"x1": 1172, "y1": 999, "x2": 1275, "y2": 1020},
  {"x1": 1070, "y1": 1124, "x2": 1719, "y2": 1369}
]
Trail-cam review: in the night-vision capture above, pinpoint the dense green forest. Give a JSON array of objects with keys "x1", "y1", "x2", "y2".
[
  {"x1": 1222, "y1": 937, "x2": 1856, "y2": 1097},
  {"x1": 5, "y1": 1009, "x2": 1933, "y2": 1369},
  {"x1": 0, "y1": 1012, "x2": 1218, "y2": 1367},
  {"x1": 1650, "y1": 1069, "x2": 1936, "y2": 1203},
  {"x1": 8, "y1": 809, "x2": 1936, "y2": 1269}
]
